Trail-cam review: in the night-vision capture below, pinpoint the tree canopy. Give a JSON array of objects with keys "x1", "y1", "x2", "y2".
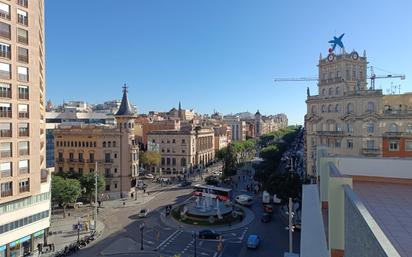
[
  {"x1": 51, "y1": 175, "x2": 82, "y2": 218},
  {"x1": 80, "y1": 173, "x2": 105, "y2": 204},
  {"x1": 140, "y1": 151, "x2": 161, "y2": 169}
]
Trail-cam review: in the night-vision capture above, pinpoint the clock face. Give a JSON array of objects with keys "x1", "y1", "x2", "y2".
[
  {"x1": 327, "y1": 54, "x2": 335, "y2": 62},
  {"x1": 352, "y1": 51, "x2": 359, "y2": 60}
]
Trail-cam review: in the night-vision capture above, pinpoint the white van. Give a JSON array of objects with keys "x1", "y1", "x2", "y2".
[{"x1": 262, "y1": 191, "x2": 271, "y2": 204}]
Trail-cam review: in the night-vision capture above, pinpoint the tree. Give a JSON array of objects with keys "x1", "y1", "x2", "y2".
[
  {"x1": 140, "y1": 151, "x2": 161, "y2": 172},
  {"x1": 51, "y1": 175, "x2": 81, "y2": 218},
  {"x1": 80, "y1": 173, "x2": 105, "y2": 204},
  {"x1": 222, "y1": 144, "x2": 237, "y2": 177}
]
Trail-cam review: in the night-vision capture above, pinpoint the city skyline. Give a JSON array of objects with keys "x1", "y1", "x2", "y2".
[{"x1": 45, "y1": 0, "x2": 412, "y2": 125}]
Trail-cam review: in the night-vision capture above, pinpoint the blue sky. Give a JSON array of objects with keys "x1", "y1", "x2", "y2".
[{"x1": 45, "y1": 0, "x2": 412, "y2": 125}]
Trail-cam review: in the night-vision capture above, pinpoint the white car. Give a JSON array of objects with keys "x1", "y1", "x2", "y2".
[
  {"x1": 145, "y1": 173, "x2": 154, "y2": 179},
  {"x1": 213, "y1": 171, "x2": 222, "y2": 176},
  {"x1": 235, "y1": 195, "x2": 253, "y2": 206},
  {"x1": 138, "y1": 208, "x2": 150, "y2": 218}
]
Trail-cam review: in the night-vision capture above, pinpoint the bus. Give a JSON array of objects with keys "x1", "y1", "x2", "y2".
[{"x1": 193, "y1": 184, "x2": 232, "y2": 202}]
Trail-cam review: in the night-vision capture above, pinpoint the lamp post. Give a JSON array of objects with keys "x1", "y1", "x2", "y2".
[
  {"x1": 77, "y1": 218, "x2": 81, "y2": 244},
  {"x1": 139, "y1": 222, "x2": 145, "y2": 250},
  {"x1": 192, "y1": 231, "x2": 197, "y2": 257}
]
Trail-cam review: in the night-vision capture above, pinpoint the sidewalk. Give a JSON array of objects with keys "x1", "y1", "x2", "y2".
[{"x1": 44, "y1": 208, "x2": 105, "y2": 256}]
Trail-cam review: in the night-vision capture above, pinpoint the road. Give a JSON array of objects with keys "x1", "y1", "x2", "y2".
[{"x1": 67, "y1": 163, "x2": 299, "y2": 257}]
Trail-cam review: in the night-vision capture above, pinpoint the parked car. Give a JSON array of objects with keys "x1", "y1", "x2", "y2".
[
  {"x1": 180, "y1": 180, "x2": 192, "y2": 187},
  {"x1": 262, "y1": 191, "x2": 271, "y2": 204},
  {"x1": 261, "y1": 213, "x2": 271, "y2": 223},
  {"x1": 263, "y1": 204, "x2": 273, "y2": 214},
  {"x1": 138, "y1": 208, "x2": 150, "y2": 218},
  {"x1": 247, "y1": 234, "x2": 261, "y2": 249},
  {"x1": 235, "y1": 195, "x2": 253, "y2": 206},
  {"x1": 198, "y1": 229, "x2": 220, "y2": 240},
  {"x1": 67, "y1": 202, "x2": 83, "y2": 208},
  {"x1": 273, "y1": 194, "x2": 282, "y2": 204},
  {"x1": 144, "y1": 173, "x2": 154, "y2": 179}
]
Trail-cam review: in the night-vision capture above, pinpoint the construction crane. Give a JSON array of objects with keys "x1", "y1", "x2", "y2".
[{"x1": 273, "y1": 66, "x2": 405, "y2": 90}]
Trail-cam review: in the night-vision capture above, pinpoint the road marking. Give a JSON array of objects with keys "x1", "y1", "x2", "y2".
[{"x1": 156, "y1": 230, "x2": 180, "y2": 250}]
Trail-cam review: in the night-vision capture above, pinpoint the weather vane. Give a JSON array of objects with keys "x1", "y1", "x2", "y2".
[{"x1": 328, "y1": 33, "x2": 345, "y2": 53}]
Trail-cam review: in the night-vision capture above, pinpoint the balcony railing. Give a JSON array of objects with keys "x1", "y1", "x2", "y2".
[
  {"x1": 0, "y1": 130, "x2": 11, "y2": 137},
  {"x1": 362, "y1": 148, "x2": 380, "y2": 155},
  {"x1": 384, "y1": 109, "x2": 412, "y2": 116},
  {"x1": 316, "y1": 131, "x2": 345, "y2": 136},
  {"x1": 17, "y1": 16, "x2": 28, "y2": 26},
  {"x1": 0, "y1": 30, "x2": 11, "y2": 40},
  {"x1": 0, "y1": 110, "x2": 12, "y2": 118},
  {"x1": 19, "y1": 185, "x2": 29, "y2": 193},
  {"x1": 0, "y1": 150, "x2": 11, "y2": 158},
  {"x1": 104, "y1": 173, "x2": 113, "y2": 178},
  {"x1": 19, "y1": 130, "x2": 29, "y2": 137},
  {"x1": 0, "y1": 50, "x2": 10, "y2": 59},
  {"x1": 56, "y1": 158, "x2": 64, "y2": 163},
  {"x1": 383, "y1": 132, "x2": 403, "y2": 138},
  {"x1": 1, "y1": 190, "x2": 12, "y2": 197},
  {"x1": 18, "y1": 0, "x2": 28, "y2": 8},
  {"x1": 104, "y1": 159, "x2": 113, "y2": 163},
  {"x1": 88, "y1": 159, "x2": 95, "y2": 163},
  {"x1": 17, "y1": 35, "x2": 28, "y2": 44},
  {"x1": 0, "y1": 91, "x2": 11, "y2": 98},
  {"x1": 18, "y1": 112, "x2": 29, "y2": 118},
  {"x1": 19, "y1": 149, "x2": 29, "y2": 156},
  {"x1": 19, "y1": 167, "x2": 29, "y2": 174},
  {"x1": 0, "y1": 11, "x2": 10, "y2": 20}
]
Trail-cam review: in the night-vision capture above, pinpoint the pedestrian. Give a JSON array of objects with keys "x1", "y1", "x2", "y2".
[{"x1": 143, "y1": 189, "x2": 146, "y2": 194}]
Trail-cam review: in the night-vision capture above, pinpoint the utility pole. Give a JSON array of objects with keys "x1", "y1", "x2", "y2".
[{"x1": 288, "y1": 197, "x2": 294, "y2": 253}]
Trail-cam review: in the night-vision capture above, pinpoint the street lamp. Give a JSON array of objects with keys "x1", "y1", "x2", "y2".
[
  {"x1": 77, "y1": 218, "x2": 81, "y2": 245},
  {"x1": 192, "y1": 231, "x2": 197, "y2": 257},
  {"x1": 139, "y1": 222, "x2": 145, "y2": 251}
]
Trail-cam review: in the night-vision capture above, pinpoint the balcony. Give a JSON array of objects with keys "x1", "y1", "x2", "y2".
[
  {"x1": 0, "y1": 49, "x2": 10, "y2": 59},
  {"x1": 0, "y1": 110, "x2": 11, "y2": 118},
  {"x1": 1, "y1": 190, "x2": 12, "y2": 197},
  {"x1": 55, "y1": 158, "x2": 64, "y2": 163},
  {"x1": 19, "y1": 185, "x2": 29, "y2": 193},
  {"x1": 383, "y1": 132, "x2": 403, "y2": 138},
  {"x1": 104, "y1": 173, "x2": 113, "y2": 178},
  {"x1": 18, "y1": 112, "x2": 29, "y2": 118},
  {"x1": 104, "y1": 159, "x2": 113, "y2": 163},
  {"x1": 0, "y1": 130, "x2": 11, "y2": 137},
  {"x1": 88, "y1": 159, "x2": 95, "y2": 163},
  {"x1": 19, "y1": 130, "x2": 29, "y2": 137},
  {"x1": 19, "y1": 167, "x2": 29, "y2": 174},
  {"x1": 17, "y1": 16, "x2": 28, "y2": 26},
  {"x1": 0, "y1": 150, "x2": 11, "y2": 158},
  {"x1": 316, "y1": 131, "x2": 345, "y2": 137},
  {"x1": 0, "y1": 91, "x2": 11, "y2": 98},
  {"x1": 362, "y1": 148, "x2": 380, "y2": 155},
  {"x1": 19, "y1": 149, "x2": 29, "y2": 156}
]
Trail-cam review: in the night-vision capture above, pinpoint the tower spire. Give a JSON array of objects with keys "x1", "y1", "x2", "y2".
[
  {"x1": 178, "y1": 101, "x2": 181, "y2": 111},
  {"x1": 115, "y1": 84, "x2": 134, "y2": 116}
]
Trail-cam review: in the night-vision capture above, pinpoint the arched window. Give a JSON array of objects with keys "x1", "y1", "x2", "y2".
[
  {"x1": 389, "y1": 123, "x2": 398, "y2": 132},
  {"x1": 322, "y1": 88, "x2": 326, "y2": 96},
  {"x1": 311, "y1": 105, "x2": 317, "y2": 114},
  {"x1": 102, "y1": 141, "x2": 106, "y2": 147},
  {"x1": 347, "y1": 122, "x2": 353, "y2": 133},
  {"x1": 347, "y1": 103, "x2": 354, "y2": 114},
  {"x1": 328, "y1": 88, "x2": 333, "y2": 96},
  {"x1": 335, "y1": 104, "x2": 340, "y2": 113},
  {"x1": 367, "y1": 122, "x2": 375, "y2": 134},
  {"x1": 367, "y1": 102, "x2": 375, "y2": 112},
  {"x1": 181, "y1": 158, "x2": 186, "y2": 167},
  {"x1": 321, "y1": 105, "x2": 326, "y2": 113},
  {"x1": 113, "y1": 141, "x2": 116, "y2": 147},
  {"x1": 328, "y1": 104, "x2": 333, "y2": 112},
  {"x1": 335, "y1": 87, "x2": 340, "y2": 95},
  {"x1": 108, "y1": 141, "x2": 111, "y2": 148}
]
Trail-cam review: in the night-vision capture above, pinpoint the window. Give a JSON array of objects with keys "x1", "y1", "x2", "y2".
[
  {"x1": 161, "y1": 158, "x2": 165, "y2": 165},
  {"x1": 0, "y1": 162, "x2": 11, "y2": 177},
  {"x1": 182, "y1": 139, "x2": 185, "y2": 144},
  {"x1": 389, "y1": 123, "x2": 398, "y2": 133},
  {"x1": 328, "y1": 88, "x2": 333, "y2": 96},
  {"x1": 0, "y1": 3, "x2": 10, "y2": 20},
  {"x1": 105, "y1": 153, "x2": 111, "y2": 163},
  {"x1": 0, "y1": 62, "x2": 10, "y2": 79},
  {"x1": 0, "y1": 83, "x2": 10, "y2": 98},
  {"x1": 18, "y1": 123, "x2": 29, "y2": 136},
  {"x1": 166, "y1": 158, "x2": 170, "y2": 165},
  {"x1": 389, "y1": 141, "x2": 399, "y2": 151},
  {"x1": 347, "y1": 103, "x2": 354, "y2": 114},
  {"x1": 0, "y1": 103, "x2": 11, "y2": 117},
  {"x1": 89, "y1": 153, "x2": 94, "y2": 162},
  {"x1": 407, "y1": 124, "x2": 412, "y2": 134},
  {"x1": 0, "y1": 42, "x2": 10, "y2": 59},
  {"x1": 18, "y1": 141, "x2": 29, "y2": 156},
  {"x1": 17, "y1": 28, "x2": 28, "y2": 44},
  {"x1": 78, "y1": 153, "x2": 83, "y2": 161},
  {"x1": 405, "y1": 141, "x2": 412, "y2": 151},
  {"x1": 18, "y1": 104, "x2": 29, "y2": 118},
  {"x1": 17, "y1": 66, "x2": 28, "y2": 82},
  {"x1": 366, "y1": 102, "x2": 375, "y2": 112},
  {"x1": 105, "y1": 185, "x2": 110, "y2": 191},
  {"x1": 335, "y1": 140, "x2": 341, "y2": 148},
  {"x1": 172, "y1": 158, "x2": 176, "y2": 166},
  {"x1": 321, "y1": 105, "x2": 326, "y2": 113},
  {"x1": 172, "y1": 139, "x2": 176, "y2": 143},
  {"x1": 0, "y1": 142, "x2": 11, "y2": 157},
  {"x1": 18, "y1": 0, "x2": 28, "y2": 8},
  {"x1": 347, "y1": 123, "x2": 353, "y2": 133},
  {"x1": 18, "y1": 85, "x2": 29, "y2": 100},
  {"x1": 366, "y1": 140, "x2": 375, "y2": 149},
  {"x1": 347, "y1": 139, "x2": 353, "y2": 149},
  {"x1": 113, "y1": 141, "x2": 116, "y2": 147},
  {"x1": 19, "y1": 179, "x2": 29, "y2": 193},
  {"x1": 328, "y1": 104, "x2": 333, "y2": 113},
  {"x1": 181, "y1": 158, "x2": 186, "y2": 166},
  {"x1": 367, "y1": 122, "x2": 375, "y2": 134},
  {"x1": 17, "y1": 9, "x2": 28, "y2": 26},
  {"x1": 0, "y1": 123, "x2": 11, "y2": 137},
  {"x1": 0, "y1": 181, "x2": 12, "y2": 197},
  {"x1": 108, "y1": 141, "x2": 111, "y2": 148},
  {"x1": 0, "y1": 22, "x2": 10, "y2": 39},
  {"x1": 335, "y1": 87, "x2": 340, "y2": 95},
  {"x1": 17, "y1": 47, "x2": 28, "y2": 63},
  {"x1": 311, "y1": 105, "x2": 317, "y2": 114},
  {"x1": 335, "y1": 104, "x2": 340, "y2": 113},
  {"x1": 322, "y1": 88, "x2": 326, "y2": 96},
  {"x1": 114, "y1": 183, "x2": 117, "y2": 189},
  {"x1": 19, "y1": 160, "x2": 28, "y2": 174}
]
